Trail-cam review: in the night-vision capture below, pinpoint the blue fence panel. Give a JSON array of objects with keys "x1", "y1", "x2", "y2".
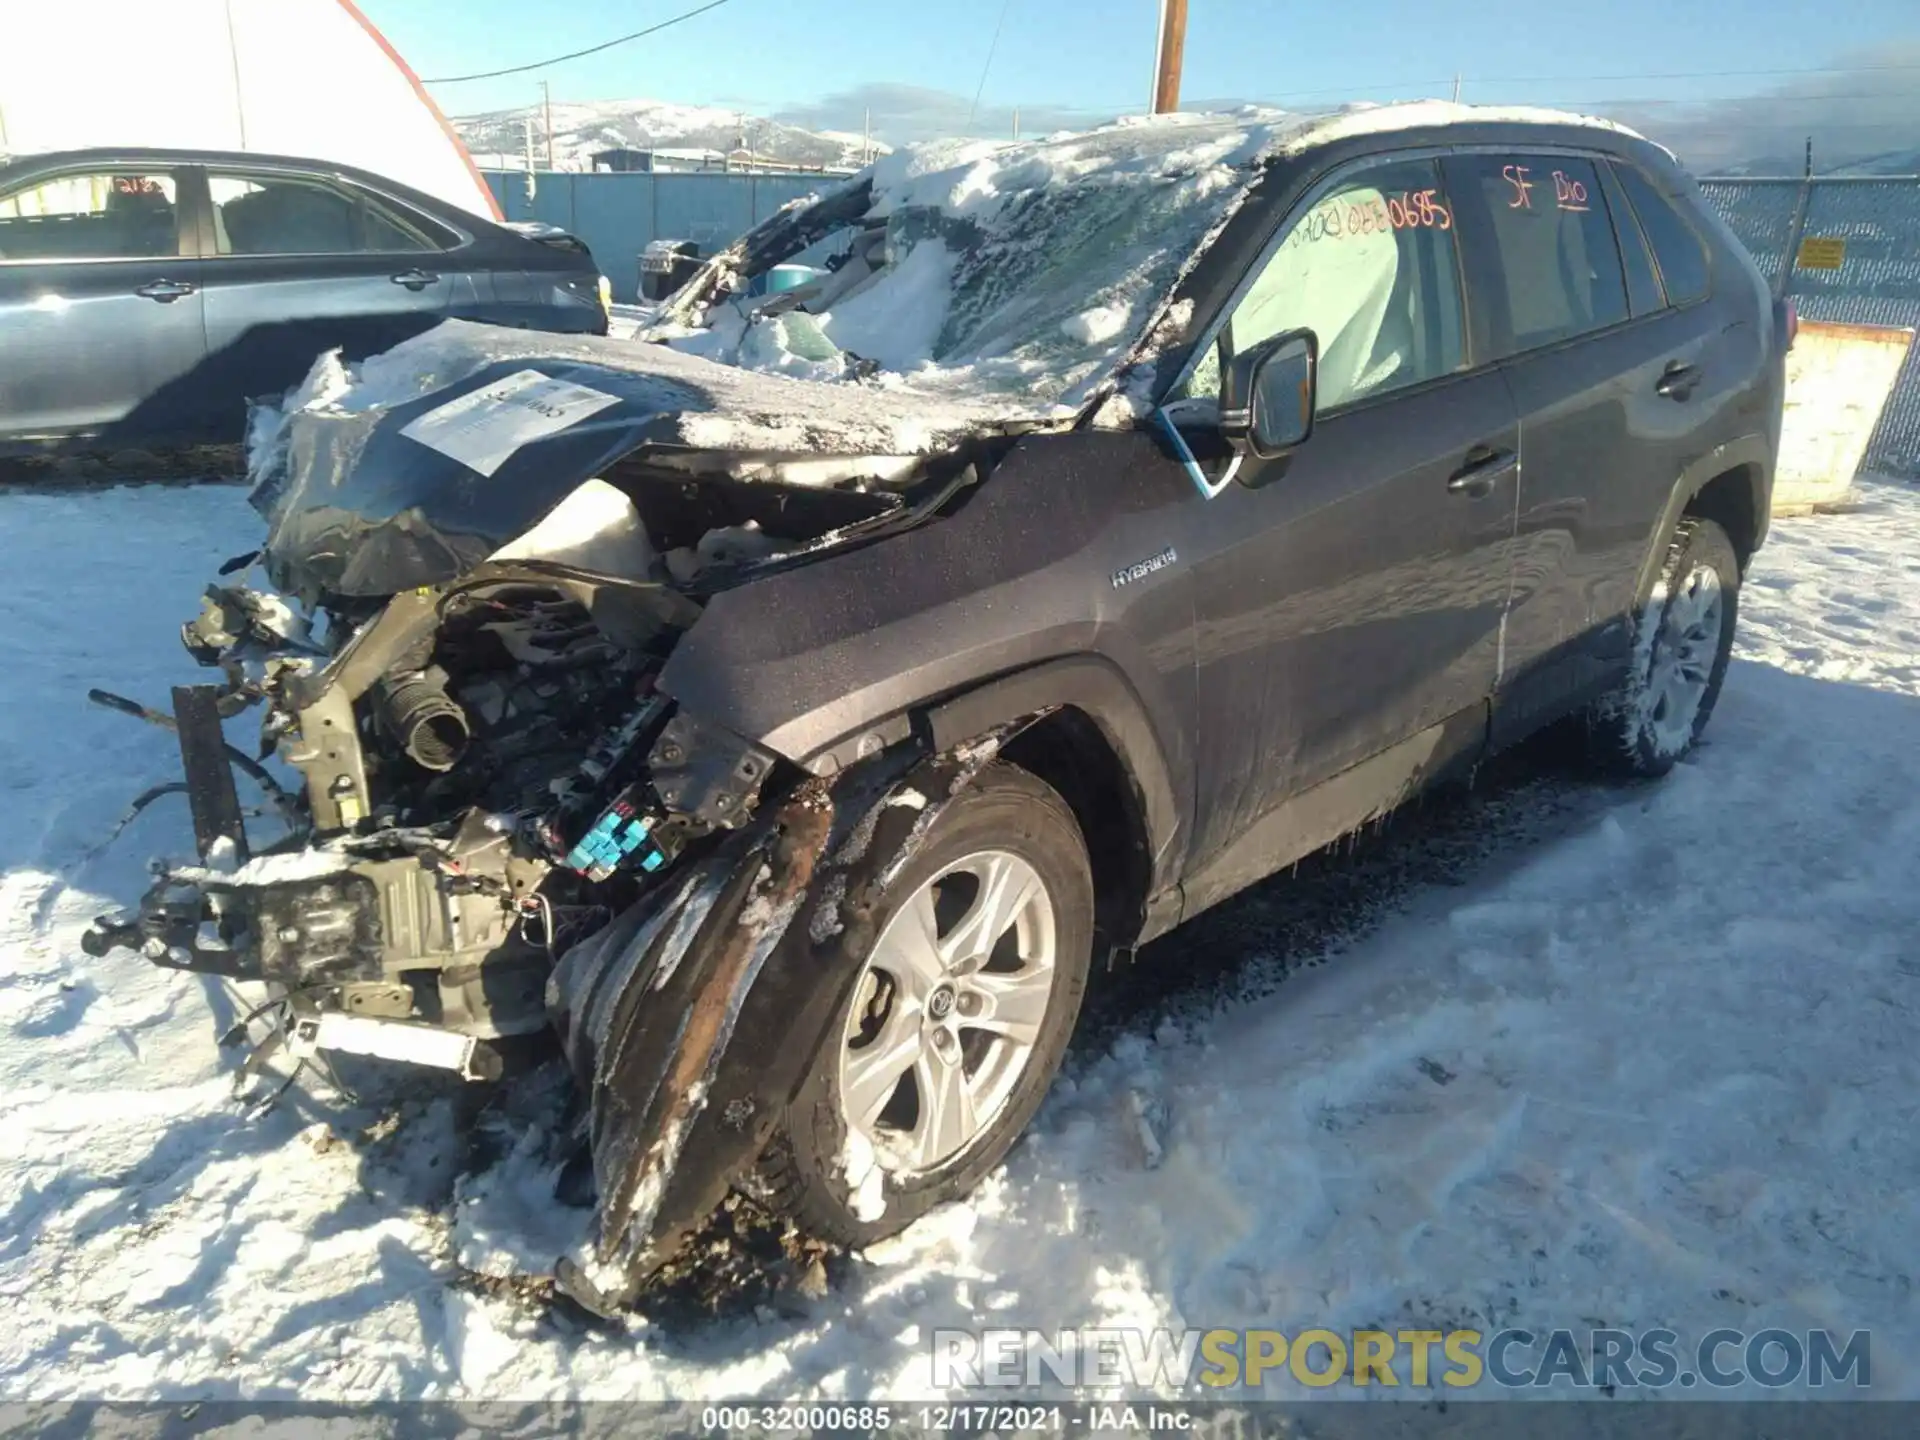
[{"x1": 483, "y1": 170, "x2": 837, "y2": 303}]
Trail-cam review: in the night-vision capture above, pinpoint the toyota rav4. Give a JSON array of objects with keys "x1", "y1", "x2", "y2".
[{"x1": 85, "y1": 102, "x2": 1786, "y2": 1309}]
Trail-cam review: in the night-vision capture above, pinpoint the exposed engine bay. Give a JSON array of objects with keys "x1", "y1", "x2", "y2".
[{"x1": 84, "y1": 456, "x2": 926, "y2": 1071}]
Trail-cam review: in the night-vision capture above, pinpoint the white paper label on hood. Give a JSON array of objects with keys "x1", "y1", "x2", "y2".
[{"x1": 399, "y1": 370, "x2": 621, "y2": 477}]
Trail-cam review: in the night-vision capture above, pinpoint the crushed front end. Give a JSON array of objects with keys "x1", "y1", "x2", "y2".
[{"x1": 85, "y1": 555, "x2": 779, "y2": 1091}]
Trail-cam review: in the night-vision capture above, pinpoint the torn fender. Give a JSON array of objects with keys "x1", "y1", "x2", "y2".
[{"x1": 548, "y1": 731, "x2": 1020, "y2": 1311}]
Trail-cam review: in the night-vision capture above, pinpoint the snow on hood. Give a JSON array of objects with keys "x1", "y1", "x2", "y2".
[
  {"x1": 244, "y1": 322, "x2": 1016, "y2": 598},
  {"x1": 655, "y1": 102, "x2": 1648, "y2": 412},
  {"x1": 258, "y1": 319, "x2": 1013, "y2": 459}
]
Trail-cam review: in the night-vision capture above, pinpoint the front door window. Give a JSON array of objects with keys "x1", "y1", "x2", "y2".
[{"x1": 1181, "y1": 158, "x2": 1467, "y2": 412}]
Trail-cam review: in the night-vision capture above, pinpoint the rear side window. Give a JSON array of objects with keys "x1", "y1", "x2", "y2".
[
  {"x1": 0, "y1": 172, "x2": 180, "y2": 261},
  {"x1": 1452, "y1": 154, "x2": 1629, "y2": 357},
  {"x1": 208, "y1": 173, "x2": 437, "y2": 256},
  {"x1": 1181, "y1": 157, "x2": 1466, "y2": 412},
  {"x1": 1612, "y1": 164, "x2": 1710, "y2": 306}
]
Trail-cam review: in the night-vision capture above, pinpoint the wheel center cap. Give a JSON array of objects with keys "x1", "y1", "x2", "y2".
[{"x1": 927, "y1": 985, "x2": 956, "y2": 1020}]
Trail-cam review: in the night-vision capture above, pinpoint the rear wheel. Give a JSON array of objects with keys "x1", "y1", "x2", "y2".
[
  {"x1": 1587, "y1": 516, "x2": 1740, "y2": 777},
  {"x1": 756, "y1": 763, "x2": 1093, "y2": 1248}
]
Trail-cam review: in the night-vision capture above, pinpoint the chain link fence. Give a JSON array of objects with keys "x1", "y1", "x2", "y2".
[{"x1": 1698, "y1": 175, "x2": 1920, "y2": 479}]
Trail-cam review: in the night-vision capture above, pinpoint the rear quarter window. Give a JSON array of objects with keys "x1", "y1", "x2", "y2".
[
  {"x1": 1597, "y1": 162, "x2": 1666, "y2": 316},
  {"x1": 207, "y1": 172, "x2": 445, "y2": 256},
  {"x1": 1612, "y1": 163, "x2": 1711, "y2": 306}
]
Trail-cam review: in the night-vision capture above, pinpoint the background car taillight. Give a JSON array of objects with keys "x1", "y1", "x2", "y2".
[{"x1": 598, "y1": 274, "x2": 613, "y2": 321}]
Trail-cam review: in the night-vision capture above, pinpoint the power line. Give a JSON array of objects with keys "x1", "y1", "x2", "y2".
[
  {"x1": 421, "y1": 0, "x2": 738, "y2": 84},
  {"x1": 966, "y1": 0, "x2": 1019, "y2": 132}
]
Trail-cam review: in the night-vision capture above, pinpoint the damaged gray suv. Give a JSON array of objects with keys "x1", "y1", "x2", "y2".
[{"x1": 87, "y1": 103, "x2": 1786, "y2": 1309}]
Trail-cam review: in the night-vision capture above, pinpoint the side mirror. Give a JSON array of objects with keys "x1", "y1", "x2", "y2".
[{"x1": 1220, "y1": 329, "x2": 1317, "y2": 460}]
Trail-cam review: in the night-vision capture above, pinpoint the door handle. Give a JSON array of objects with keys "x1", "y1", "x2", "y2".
[
  {"x1": 390, "y1": 269, "x2": 440, "y2": 291},
  {"x1": 1656, "y1": 361, "x2": 1701, "y2": 400},
  {"x1": 135, "y1": 279, "x2": 196, "y2": 303},
  {"x1": 1446, "y1": 445, "x2": 1517, "y2": 498}
]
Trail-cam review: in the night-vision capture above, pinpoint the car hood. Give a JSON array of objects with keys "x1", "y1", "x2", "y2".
[{"x1": 248, "y1": 320, "x2": 1032, "y2": 598}]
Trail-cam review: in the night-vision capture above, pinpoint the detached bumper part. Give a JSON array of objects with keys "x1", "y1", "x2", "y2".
[
  {"x1": 287, "y1": 1013, "x2": 502, "y2": 1081},
  {"x1": 550, "y1": 737, "x2": 1016, "y2": 1311}
]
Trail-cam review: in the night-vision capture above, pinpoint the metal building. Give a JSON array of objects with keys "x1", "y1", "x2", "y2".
[{"x1": 0, "y1": 0, "x2": 499, "y2": 219}]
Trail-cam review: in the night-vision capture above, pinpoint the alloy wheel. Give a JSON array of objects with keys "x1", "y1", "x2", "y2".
[
  {"x1": 1643, "y1": 561, "x2": 1726, "y2": 755},
  {"x1": 837, "y1": 848, "x2": 1058, "y2": 1175}
]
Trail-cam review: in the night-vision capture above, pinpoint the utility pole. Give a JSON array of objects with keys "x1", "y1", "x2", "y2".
[
  {"x1": 1451, "y1": 73, "x2": 1462, "y2": 103},
  {"x1": 541, "y1": 80, "x2": 556, "y2": 170},
  {"x1": 1151, "y1": 0, "x2": 1188, "y2": 114},
  {"x1": 1013, "y1": 105, "x2": 1021, "y2": 141}
]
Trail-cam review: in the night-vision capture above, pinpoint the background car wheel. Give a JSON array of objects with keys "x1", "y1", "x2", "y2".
[
  {"x1": 1587, "y1": 516, "x2": 1740, "y2": 778},
  {"x1": 755, "y1": 762, "x2": 1093, "y2": 1250}
]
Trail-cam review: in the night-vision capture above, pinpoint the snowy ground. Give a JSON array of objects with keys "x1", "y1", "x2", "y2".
[
  {"x1": 1, "y1": 478, "x2": 1916, "y2": 1401},
  {"x1": 607, "y1": 303, "x2": 656, "y2": 341}
]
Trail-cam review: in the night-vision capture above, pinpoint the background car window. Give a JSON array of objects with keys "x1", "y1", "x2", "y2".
[
  {"x1": 1612, "y1": 164, "x2": 1710, "y2": 306},
  {"x1": 1596, "y1": 163, "x2": 1666, "y2": 316},
  {"x1": 0, "y1": 173, "x2": 178, "y2": 261},
  {"x1": 1456, "y1": 155, "x2": 1629, "y2": 355},
  {"x1": 209, "y1": 174, "x2": 433, "y2": 256},
  {"x1": 1183, "y1": 159, "x2": 1465, "y2": 412}
]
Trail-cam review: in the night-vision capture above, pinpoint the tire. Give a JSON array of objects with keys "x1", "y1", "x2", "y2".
[
  {"x1": 1587, "y1": 516, "x2": 1740, "y2": 778},
  {"x1": 754, "y1": 762, "x2": 1093, "y2": 1249}
]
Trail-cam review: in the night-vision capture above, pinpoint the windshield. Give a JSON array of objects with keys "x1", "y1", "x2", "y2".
[{"x1": 654, "y1": 116, "x2": 1286, "y2": 412}]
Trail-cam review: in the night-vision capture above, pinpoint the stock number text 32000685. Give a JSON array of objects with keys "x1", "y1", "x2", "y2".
[
  {"x1": 1291, "y1": 188, "x2": 1453, "y2": 245},
  {"x1": 701, "y1": 1405, "x2": 1072, "y2": 1433}
]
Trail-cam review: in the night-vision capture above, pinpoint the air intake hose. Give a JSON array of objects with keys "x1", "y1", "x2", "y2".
[{"x1": 374, "y1": 670, "x2": 470, "y2": 772}]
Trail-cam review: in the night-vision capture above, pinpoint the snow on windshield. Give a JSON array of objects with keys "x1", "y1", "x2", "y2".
[{"x1": 663, "y1": 114, "x2": 1286, "y2": 410}]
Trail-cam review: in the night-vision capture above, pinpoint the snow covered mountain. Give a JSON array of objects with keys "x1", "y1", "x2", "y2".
[
  {"x1": 1832, "y1": 148, "x2": 1920, "y2": 176},
  {"x1": 1710, "y1": 146, "x2": 1920, "y2": 178},
  {"x1": 453, "y1": 98, "x2": 883, "y2": 171}
]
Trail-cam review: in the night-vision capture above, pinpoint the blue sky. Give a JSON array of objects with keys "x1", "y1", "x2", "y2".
[
  {"x1": 382, "y1": 0, "x2": 1914, "y2": 114},
  {"x1": 374, "y1": 0, "x2": 1919, "y2": 164}
]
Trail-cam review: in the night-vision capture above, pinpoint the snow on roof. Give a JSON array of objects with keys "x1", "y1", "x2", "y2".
[
  {"x1": 866, "y1": 100, "x2": 1649, "y2": 213},
  {"x1": 1270, "y1": 99, "x2": 1649, "y2": 154}
]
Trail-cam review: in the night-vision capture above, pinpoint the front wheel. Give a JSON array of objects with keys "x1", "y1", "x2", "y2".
[
  {"x1": 755, "y1": 763, "x2": 1093, "y2": 1248},
  {"x1": 1587, "y1": 516, "x2": 1741, "y2": 777}
]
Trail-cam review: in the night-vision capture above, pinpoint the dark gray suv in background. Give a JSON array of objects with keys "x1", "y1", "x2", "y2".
[
  {"x1": 0, "y1": 147, "x2": 609, "y2": 460},
  {"x1": 87, "y1": 105, "x2": 1785, "y2": 1308}
]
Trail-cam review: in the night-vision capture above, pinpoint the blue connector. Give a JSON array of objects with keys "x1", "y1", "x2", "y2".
[{"x1": 564, "y1": 800, "x2": 665, "y2": 880}]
